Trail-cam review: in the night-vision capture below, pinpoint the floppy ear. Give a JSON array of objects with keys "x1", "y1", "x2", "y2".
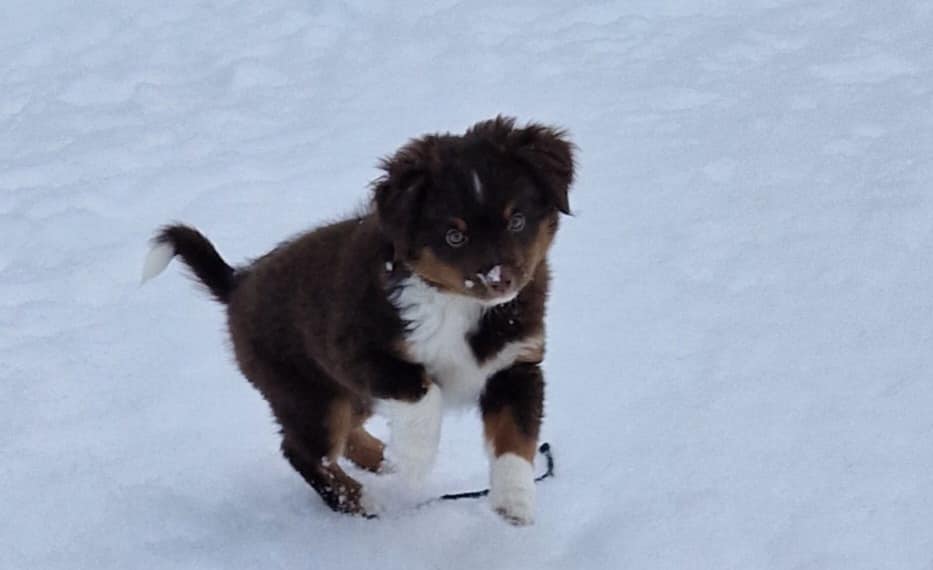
[
  {"x1": 373, "y1": 137, "x2": 437, "y2": 250},
  {"x1": 509, "y1": 122, "x2": 576, "y2": 214}
]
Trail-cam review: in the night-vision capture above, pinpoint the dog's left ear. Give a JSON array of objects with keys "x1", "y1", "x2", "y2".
[
  {"x1": 373, "y1": 137, "x2": 437, "y2": 251},
  {"x1": 510, "y1": 123, "x2": 575, "y2": 214}
]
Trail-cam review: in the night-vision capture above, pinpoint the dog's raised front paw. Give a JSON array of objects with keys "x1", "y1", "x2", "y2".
[{"x1": 380, "y1": 383, "x2": 443, "y2": 486}]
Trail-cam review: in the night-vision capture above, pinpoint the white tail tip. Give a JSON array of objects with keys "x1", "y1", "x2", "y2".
[{"x1": 140, "y1": 242, "x2": 175, "y2": 284}]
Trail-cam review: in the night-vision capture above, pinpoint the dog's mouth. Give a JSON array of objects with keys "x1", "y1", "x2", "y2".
[
  {"x1": 463, "y1": 264, "x2": 523, "y2": 306},
  {"x1": 476, "y1": 288, "x2": 519, "y2": 307},
  {"x1": 404, "y1": 251, "x2": 529, "y2": 305}
]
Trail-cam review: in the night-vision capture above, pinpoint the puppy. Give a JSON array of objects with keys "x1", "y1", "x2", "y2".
[{"x1": 142, "y1": 116, "x2": 575, "y2": 525}]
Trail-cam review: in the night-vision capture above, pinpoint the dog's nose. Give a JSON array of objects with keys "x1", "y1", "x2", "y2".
[{"x1": 480, "y1": 264, "x2": 514, "y2": 294}]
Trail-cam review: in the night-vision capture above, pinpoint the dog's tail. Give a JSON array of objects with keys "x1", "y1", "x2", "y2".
[{"x1": 141, "y1": 224, "x2": 237, "y2": 304}]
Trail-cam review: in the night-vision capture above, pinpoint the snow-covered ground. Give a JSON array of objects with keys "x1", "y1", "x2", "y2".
[{"x1": 2, "y1": 1, "x2": 932, "y2": 568}]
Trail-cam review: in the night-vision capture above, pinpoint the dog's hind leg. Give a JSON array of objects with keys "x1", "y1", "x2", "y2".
[
  {"x1": 254, "y1": 358, "x2": 371, "y2": 516},
  {"x1": 278, "y1": 395, "x2": 374, "y2": 516},
  {"x1": 229, "y1": 305, "x2": 374, "y2": 515},
  {"x1": 281, "y1": 437, "x2": 368, "y2": 516}
]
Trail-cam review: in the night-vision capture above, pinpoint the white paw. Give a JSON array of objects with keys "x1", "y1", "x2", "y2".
[
  {"x1": 489, "y1": 453, "x2": 536, "y2": 525},
  {"x1": 379, "y1": 383, "x2": 443, "y2": 486}
]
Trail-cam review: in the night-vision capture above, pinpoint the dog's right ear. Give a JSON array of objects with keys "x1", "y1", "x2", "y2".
[
  {"x1": 509, "y1": 122, "x2": 575, "y2": 215},
  {"x1": 373, "y1": 137, "x2": 437, "y2": 252}
]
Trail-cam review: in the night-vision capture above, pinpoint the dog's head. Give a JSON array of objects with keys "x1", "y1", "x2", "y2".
[{"x1": 374, "y1": 116, "x2": 575, "y2": 305}]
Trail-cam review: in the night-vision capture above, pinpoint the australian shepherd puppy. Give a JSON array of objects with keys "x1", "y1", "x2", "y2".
[{"x1": 142, "y1": 116, "x2": 575, "y2": 525}]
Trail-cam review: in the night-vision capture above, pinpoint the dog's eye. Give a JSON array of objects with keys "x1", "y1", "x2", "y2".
[
  {"x1": 446, "y1": 228, "x2": 468, "y2": 248},
  {"x1": 507, "y1": 212, "x2": 526, "y2": 233}
]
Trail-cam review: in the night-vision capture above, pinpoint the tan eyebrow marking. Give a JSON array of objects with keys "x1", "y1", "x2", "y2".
[
  {"x1": 503, "y1": 200, "x2": 517, "y2": 220},
  {"x1": 449, "y1": 217, "x2": 468, "y2": 231}
]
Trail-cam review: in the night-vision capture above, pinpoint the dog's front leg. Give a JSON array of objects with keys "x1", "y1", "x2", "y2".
[
  {"x1": 378, "y1": 381, "x2": 443, "y2": 487},
  {"x1": 480, "y1": 363, "x2": 544, "y2": 525},
  {"x1": 351, "y1": 352, "x2": 442, "y2": 486}
]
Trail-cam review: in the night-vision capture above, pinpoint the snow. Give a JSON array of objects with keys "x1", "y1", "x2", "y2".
[{"x1": 2, "y1": 1, "x2": 932, "y2": 568}]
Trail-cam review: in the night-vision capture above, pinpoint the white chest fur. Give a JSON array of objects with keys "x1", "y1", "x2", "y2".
[{"x1": 389, "y1": 275, "x2": 540, "y2": 406}]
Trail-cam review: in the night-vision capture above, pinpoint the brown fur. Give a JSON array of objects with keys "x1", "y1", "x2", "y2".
[
  {"x1": 325, "y1": 398, "x2": 354, "y2": 460},
  {"x1": 409, "y1": 247, "x2": 467, "y2": 293},
  {"x1": 151, "y1": 116, "x2": 575, "y2": 517},
  {"x1": 345, "y1": 425, "x2": 386, "y2": 473},
  {"x1": 484, "y1": 407, "x2": 538, "y2": 461}
]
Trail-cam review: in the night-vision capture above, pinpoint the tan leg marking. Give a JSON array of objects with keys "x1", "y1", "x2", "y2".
[
  {"x1": 325, "y1": 398, "x2": 354, "y2": 461},
  {"x1": 515, "y1": 337, "x2": 546, "y2": 365},
  {"x1": 483, "y1": 406, "x2": 536, "y2": 462},
  {"x1": 324, "y1": 403, "x2": 378, "y2": 515},
  {"x1": 345, "y1": 426, "x2": 386, "y2": 472}
]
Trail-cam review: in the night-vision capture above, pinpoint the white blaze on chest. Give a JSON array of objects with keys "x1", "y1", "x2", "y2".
[{"x1": 389, "y1": 275, "x2": 540, "y2": 406}]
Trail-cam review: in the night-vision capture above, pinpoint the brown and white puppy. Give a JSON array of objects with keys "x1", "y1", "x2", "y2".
[{"x1": 141, "y1": 116, "x2": 575, "y2": 525}]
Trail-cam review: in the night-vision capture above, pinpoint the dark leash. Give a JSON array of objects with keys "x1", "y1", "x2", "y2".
[{"x1": 429, "y1": 442, "x2": 555, "y2": 503}]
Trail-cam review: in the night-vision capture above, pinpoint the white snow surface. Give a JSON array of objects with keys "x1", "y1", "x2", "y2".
[{"x1": 3, "y1": 1, "x2": 933, "y2": 568}]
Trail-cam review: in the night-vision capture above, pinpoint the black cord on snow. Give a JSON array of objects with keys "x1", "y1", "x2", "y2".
[{"x1": 427, "y1": 442, "x2": 555, "y2": 504}]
